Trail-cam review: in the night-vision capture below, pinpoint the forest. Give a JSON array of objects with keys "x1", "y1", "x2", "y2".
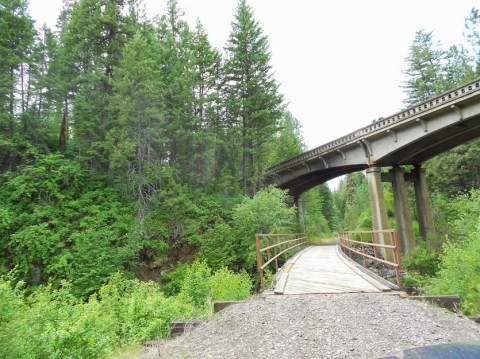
[{"x1": 0, "y1": 0, "x2": 480, "y2": 357}]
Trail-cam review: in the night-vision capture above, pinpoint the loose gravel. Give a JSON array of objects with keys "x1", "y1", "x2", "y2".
[{"x1": 143, "y1": 293, "x2": 480, "y2": 359}]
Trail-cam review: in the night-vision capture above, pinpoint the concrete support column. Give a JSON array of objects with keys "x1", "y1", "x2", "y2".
[
  {"x1": 366, "y1": 167, "x2": 393, "y2": 261},
  {"x1": 412, "y1": 166, "x2": 436, "y2": 241},
  {"x1": 390, "y1": 167, "x2": 416, "y2": 254},
  {"x1": 294, "y1": 195, "x2": 306, "y2": 233}
]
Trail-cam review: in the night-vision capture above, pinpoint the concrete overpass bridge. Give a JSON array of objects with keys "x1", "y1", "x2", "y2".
[{"x1": 266, "y1": 77, "x2": 480, "y2": 255}]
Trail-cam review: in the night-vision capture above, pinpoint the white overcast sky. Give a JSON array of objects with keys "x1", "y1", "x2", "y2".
[{"x1": 29, "y1": 0, "x2": 478, "y2": 150}]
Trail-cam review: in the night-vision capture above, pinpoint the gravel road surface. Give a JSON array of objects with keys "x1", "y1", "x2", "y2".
[{"x1": 143, "y1": 293, "x2": 480, "y2": 359}]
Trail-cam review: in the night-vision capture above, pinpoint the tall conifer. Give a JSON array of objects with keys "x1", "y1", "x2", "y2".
[{"x1": 224, "y1": 0, "x2": 283, "y2": 195}]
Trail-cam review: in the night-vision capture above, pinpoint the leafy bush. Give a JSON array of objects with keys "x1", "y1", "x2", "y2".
[
  {"x1": 179, "y1": 261, "x2": 252, "y2": 309},
  {"x1": 211, "y1": 267, "x2": 252, "y2": 302},
  {"x1": 463, "y1": 275, "x2": 480, "y2": 316},
  {"x1": 180, "y1": 261, "x2": 213, "y2": 307},
  {"x1": 0, "y1": 275, "x2": 196, "y2": 359},
  {"x1": 197, "y1": 221, "x2": 237, "y2": 270},
  {"x1": 425, "y1": 230, "x2": 480, "y2": 313},
  {"x1": 161, "y1": 263, "x2": 189, "y2": 297},
  {"x1": 0, "y1": 153, "x2": 141, "y2": 299},
  {"x1": 402, "y1": 243, "x2": 439, "y2": 277},
  {"x1": 402, "y1": 271, "x2": 430, "y2": 292},
  {"x1": 231, "y1": 186, "x2": 296, "y2": 272}
]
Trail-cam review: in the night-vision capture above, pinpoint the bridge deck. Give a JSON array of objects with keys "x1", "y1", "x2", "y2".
[{"x1": 273, "y1": 245, "x2": 392, "y2": 294}]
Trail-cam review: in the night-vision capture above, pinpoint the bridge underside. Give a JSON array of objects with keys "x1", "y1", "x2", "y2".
[
  {"x1": 377, "y1": 113, "x2": 480, "y2": 166},
  {"x1": 267, "y1": 86, "x2": 480, "y2": 197}
]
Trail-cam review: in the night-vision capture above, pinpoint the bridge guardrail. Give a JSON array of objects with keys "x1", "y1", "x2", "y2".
[
  {"x1": 339, "y1": 230, "x2": 402, "y2": 286},
  {"x1": 255, "y1": 233, "x2": 308, "y2": 290}
]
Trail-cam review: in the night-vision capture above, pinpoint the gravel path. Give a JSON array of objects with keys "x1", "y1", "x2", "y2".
[{"x1": 143, "y1": 293, "x2": 480, "y2": 359}]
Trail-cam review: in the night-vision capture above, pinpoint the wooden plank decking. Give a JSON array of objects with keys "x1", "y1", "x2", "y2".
[{"x1": 273, "y1": 245, "x2": 392, "y2": 295}]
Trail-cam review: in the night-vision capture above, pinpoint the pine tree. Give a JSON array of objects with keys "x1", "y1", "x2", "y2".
[
  {"x1": 318, "y1": 183, "x2": 339, "y2": 231},
  {"x1": 465, "y1": 7, "x2": 480, "y2": 73},
  {"x1": 189, "y1": 20, "x2": 223, "y2": 186},
  {"x1": 224, "y1": 0, "x2": 284, "y2": 195},
  {"x1": 267, "y1": 111, "x2": 305, "y2": 166},
  {"x1": 0, "y1": 0, "x2": 36, "y2": 170},
  {"x1": 402, "y1": 22, "x2": 480, "y2": 194},
  {"x1": 59, "y1": 0, "x2": 140, "y2": 165},
  {"x1": 155, "y1": 0, "x2": 196, "y2": 174},
  {"x1": 110, "y1": 31, "x2": 164, "y2": 223},
  {"x1": 402, "y1": 30, "x2": 444, "y2": 105}
]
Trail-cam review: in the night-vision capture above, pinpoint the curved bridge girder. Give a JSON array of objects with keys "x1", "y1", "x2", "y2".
[{"x1": 266, "y1": 78, "x2": 480, "y2": 195}]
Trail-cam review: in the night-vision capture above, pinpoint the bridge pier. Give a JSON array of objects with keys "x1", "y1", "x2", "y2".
[
  {"x1": 294, "y1": 195, "x2": 306, "y2": 233},
  {"x1": 373, "y1": 165, "x2": 436, "y2": 254},
  {"x1": 366, "y1": 167, "x2": 394, "y2": 262},
  {"x1": 412, "y1": 166, "x2": 436, "y2": 241},
  {"x1": 390, "y1": 167, "x2": 416, "y2": 254}
]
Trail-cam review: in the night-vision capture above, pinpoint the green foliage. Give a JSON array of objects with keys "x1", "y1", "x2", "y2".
[
  {"x1": 413, "y1": 30, "x2": 474, "y2": 98},
  {"x1": 232, "y1": 186, "x2": 296, "y2": 235},
  {"x1": 318, "y1": 183, "x2": 339, "y2": 231},
  {"x1": 0, "y1": 260, "x2": 252, "y2": 358},
  {"x1": 267, "y1": 111, "x2": 305, "y2": 166},
  {"x1": 0, "y1": 153, "x2": 139, "y2": 298},
  {"x1": 424, "y1": 188, "x2": 480, "y2": 313},
  {"x1": 225, "y1": 0, "x2": 284, "y2": 195},
  {"x1": 337, "y1": 172, "x2": 371, "y2": 230},
  {"x1": 184, "y1": 186, "x2": 296, "y2": 277},
  {"x1": 180, "y1": 260, "x2": 213, "y2": 307},
  {"x1": 231, "y1": 186, "x2": 296, "y2": 271},
  {"x1": 426, "y1": 140, "x2": 480, "y2": 196},
  {"x1": 0, "y1": 275, "x2": 195, "y2": 359},
  {"x1": 463, "y1": 275, "x2": 480, "y2": 315},
  {"x1": 425, "y1": 231, "x2": 480, "y2": 304},
  {"x1": 210, "y1": 267, "x2": 252, "y2": 302},
  {"x1": 302, "y1": 188, "x2": 330, "y2": 237},
  {"x1": 179, "y1": 260, "x2": 252, "y2": 308},
  {"x1": 197, "y1": 221, "x2": 238, "y2": 270},
  {"x1": 402, "y1": 243, "x2": 439, "y2": 277},
  {"x1": 402, "y1": 271, "x2": 431, "y2": 291},
  {"x1": 432, "y1": 189, "x2": 480, "y2": 242},
  {"x1": 161, "y1": 263, "x2": 189, "y2": 297}
]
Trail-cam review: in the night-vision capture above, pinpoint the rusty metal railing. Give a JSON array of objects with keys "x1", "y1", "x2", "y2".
[
  {"x1": 255, "y1": 233, "x2": 308, "y2": 290},
  {"x1": 339, "y1": 230, "x2": 402, "y2": 286}
]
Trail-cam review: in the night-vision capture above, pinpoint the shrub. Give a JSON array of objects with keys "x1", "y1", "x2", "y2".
[
  {"x1": 211, "y1": 267, "x2": 252, "y2": 302},
  {"x1": 231, "y1": 186, "x2": 296, "y2": 272},
  {"x1": 463, "y1": 275, "x2": 480, "y2": 316},
  {"x1": 402, "y1": 244, "x2": 439, "y2": 277},
  {"x1": 179, "y1": 261, "x2": 213, "y2": 307},
  {"x1": 425, "y1": 230, "x2": 480, "y2": 312},
  {"x1": 179, "y1": 261, "x2": 253, "y2": 309},
  {"x1": 0, "y1": 275, "x2": 197, "y2": 359}
]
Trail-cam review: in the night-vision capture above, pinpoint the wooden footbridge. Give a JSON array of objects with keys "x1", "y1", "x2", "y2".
[{"x1": 256, "y1": 232, "x2": 401, "y2": 294}]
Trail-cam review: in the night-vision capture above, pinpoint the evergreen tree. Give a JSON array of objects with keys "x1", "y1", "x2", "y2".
[
  {"x1": 465, "y1": 7, "x2": 480, "y2": 73},
  {"x1": 442, "y1": 45, "x2": 475, "y2": 87},
  {"x1": 401, "y1": 21, "x2": 480, "y2": 195},
  {"x1": 224, "y1": 0, "x2": 284, "y2": 195},
  {"x1": 110, "y1": 31, "x2": 164, "y2": 223},
  {"x1": 155, "y1": 0, "x2": 194, "y2": 172},
  {"x1": 267, "y1": 111, "x2": 305, "y2": 166},
  {"x1": 60, "y1": 0, "x2": 140, "y2": 165},
  {"x1": 318, "y1": 183, "x2": 339, "y2": 231},
  {"x1": 189, "y1": 20, "x2": 223, "y2": 186},
  {"x1": 0, "y1": 0, "x2": 36, "y2": 170},
  {"x1": 402, "y1": 29, "x2": 444, "y2": 105}
]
